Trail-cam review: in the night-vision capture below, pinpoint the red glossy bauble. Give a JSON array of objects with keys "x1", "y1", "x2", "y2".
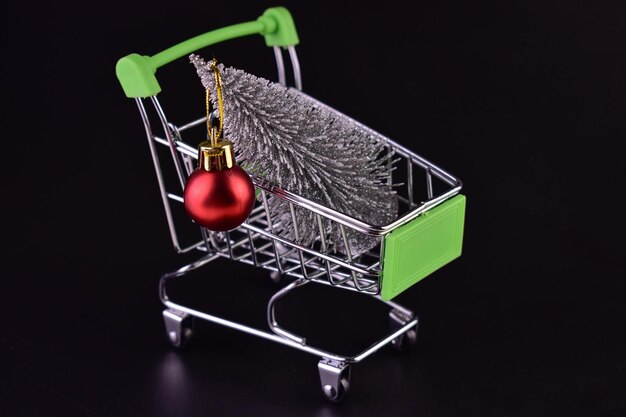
[{"x1": 183, "y1": 165, "x2": 255, "y2": 231}]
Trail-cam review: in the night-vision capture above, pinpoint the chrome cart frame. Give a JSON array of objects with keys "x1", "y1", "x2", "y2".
[{"x1": 117, "y1": 8, "x2": 463, "y2": 402}]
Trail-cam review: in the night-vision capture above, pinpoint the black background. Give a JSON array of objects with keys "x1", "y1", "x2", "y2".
[{"x1": 1, "y1": 1, "x2": 624, "y2": 416}]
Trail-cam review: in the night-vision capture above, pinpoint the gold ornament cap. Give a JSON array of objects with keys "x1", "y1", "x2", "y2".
[
  {"x1": 197, "y1": 138, "x2": 235, "y2": 171},
  {"x1": 197, "y1": 59, "x2": 234, "y2": 172}
]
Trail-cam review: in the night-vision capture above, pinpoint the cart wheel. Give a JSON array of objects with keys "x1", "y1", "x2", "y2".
[
  {"x1": 323, "y1": 377, "x2": 350, "y2": 403},
  {"x1": 163, "y1": 309, "x2": 194, "y2": 348},
  {"x1": 391, "y1": 326, "x2": 418, "y2": 352},
  {"x1": 389, "y1": 309, "x2": 419, "y2": 353},
  {"x1": 318, "y1": 359, "x2": 351, "y2": 403}
]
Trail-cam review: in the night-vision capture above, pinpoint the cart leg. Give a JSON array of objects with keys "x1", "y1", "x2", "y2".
[
  {"x1": 163, "y1": 309, "x2": 194, "y2": 348},
  {"x1": 318, "y1": 358, "x2": 351, "y2": 403},
  {"x1": 389, "y1": 309, "x2": 419, "y2": 352}
]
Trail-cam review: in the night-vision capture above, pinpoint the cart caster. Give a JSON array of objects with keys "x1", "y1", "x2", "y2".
[
  {"x1": 389, "y1": 309, "x2": 419, "y2": 352},
  {"x1": 392, "y1": 327, "x2": 418, "y2": 352},
  {"x1": 318, "y1": 359, "x2": 351, "y2": 403},
  {"x1": 163, "y1": 309, "x2": 194, "y2": 348}
]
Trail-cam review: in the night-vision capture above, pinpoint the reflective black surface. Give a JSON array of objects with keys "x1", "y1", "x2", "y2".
[{"x1": 2, "y1": 0, "x2": 624, "y2": 416}]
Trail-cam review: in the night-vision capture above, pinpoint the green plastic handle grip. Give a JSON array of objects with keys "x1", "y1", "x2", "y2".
[{"x1": 116, "y1": 7, "x2": 299, "y2": 98}]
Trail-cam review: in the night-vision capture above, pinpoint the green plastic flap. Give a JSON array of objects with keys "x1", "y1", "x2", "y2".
[
  {"x1": 381, "y1": 195, "x2": 466, "y2": 300},
  {"x1": 116, "y1": 7, "x2": 299, "y2": 98}
]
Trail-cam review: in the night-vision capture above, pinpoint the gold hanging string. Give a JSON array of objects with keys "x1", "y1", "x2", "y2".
[
  {"x1": 205, "y1": 59, "x2": 225, "y2": 146},
  {"x1": 205, "y1": 87, "x2": 213, "y2": 145},
  {"x1": 212, "y1": 60, "x2": 225, "y2": 140}
]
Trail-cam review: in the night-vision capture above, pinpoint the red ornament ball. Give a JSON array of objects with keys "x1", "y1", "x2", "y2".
[{"x1": 183, "y1": 165, "x2": 255, "y2": 231}]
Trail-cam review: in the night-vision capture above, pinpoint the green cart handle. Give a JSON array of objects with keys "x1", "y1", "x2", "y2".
[{"x1": 116, "y1": 7, "x2": 299, "y2": 98}]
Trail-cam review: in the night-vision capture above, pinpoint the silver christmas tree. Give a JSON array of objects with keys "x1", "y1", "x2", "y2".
[{"x1": 190, "y1": 55, "x2": 398, "y2": 256}]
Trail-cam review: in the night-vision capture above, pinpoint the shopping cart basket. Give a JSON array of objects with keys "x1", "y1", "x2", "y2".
[{"x1": 116, "y1": 7, "x2": 466, "y2": 402}]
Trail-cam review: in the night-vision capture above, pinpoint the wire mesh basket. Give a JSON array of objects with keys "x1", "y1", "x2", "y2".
[{"x1": 117, "y1": 7, "x2": 465, "y2": 402}]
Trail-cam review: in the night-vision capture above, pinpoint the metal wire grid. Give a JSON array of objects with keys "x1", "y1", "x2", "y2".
[{"x1": 135, "y1": 86, "x2": 461, "y2": 296}]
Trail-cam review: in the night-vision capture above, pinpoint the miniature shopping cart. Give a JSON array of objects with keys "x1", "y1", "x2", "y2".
[{"x1": 116, "y1": 7, "x2": 465, "y2": 402}]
